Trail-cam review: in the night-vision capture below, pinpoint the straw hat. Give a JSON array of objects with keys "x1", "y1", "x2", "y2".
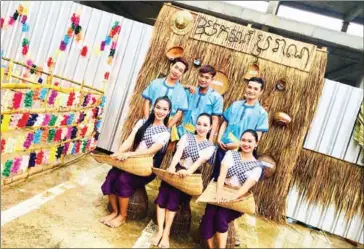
[
  {"x1": 273, "y1": 112, "x2": 292, "y2": 126},
  {"x1": 166, "y1": 46, "x2": 184, "y2": 60},
  {"x1": 170, "y1": 10, "x2": 194, "y2": 35},
  {"x1": 211, "y1": 71, "x2": 229, "y2": 95},
  {"x1": 244, "y1": 64, "x2": 260, "y2": 80}
]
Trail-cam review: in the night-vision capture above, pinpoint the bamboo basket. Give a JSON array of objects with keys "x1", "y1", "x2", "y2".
[
  {"x1": 92, "y1": 154, "x2": 153, "y2": 177},
  {"x1": 196, "y1": 181, "x2": 256, "y2": 215},
  {"x1": 152, "y1": 168, "x2": 203, "y2": 196}
]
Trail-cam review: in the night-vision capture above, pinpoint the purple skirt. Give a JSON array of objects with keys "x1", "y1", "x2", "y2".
[
  {"x1": 200, "y1": 204, "x2": 242, "y2": 240},
  {"x1": 154, "y1": 181, "x2": 192, "y2": 211},
  {"x1": 101, "y1": 167, "x2": 155, "y2": 198}
]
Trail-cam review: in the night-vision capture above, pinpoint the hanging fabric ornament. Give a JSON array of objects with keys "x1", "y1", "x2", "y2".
[
  {"x1": 37, "y1": 78, "x2": 43, "y2": 84},
  {"x1": 41, "y1": 128, "x2": 49, "y2": 144},
  {"x1": 1, "y1": 18, "x2": 4, "y2": 29},
  {"x1": 86, "y1": 139, "x2": 92, "y2": 150},
  {"x1": 67, "y1": 92, "x2": 75, "y2": 107},
  {"x1": 42, "y1": 114, "x2": 51, "y2": 126},
  {"x1": 26, "y1": 113, "x2": 38, "y2": 127},
  {"x1": 61, "y1": 127, "x2": 68, "y2": 140},
  {"x1": 80, "y1": 46, "x2": 88, "y2": 57},
  {"x1": 107, "y1": 56, "x2": 112, "y2": 65},
  {"x1": 20, "y1": 155, "x2": 30, "y2": 173},
  {"x1": 100, "y1": 96, "x2": 106, "y2": 108},
  {"x1": 43, "y1": 150, "x2": 50, "y2": 165},
  {"x1": 81, "y1": 139, "x2": 87, "y2": 153},
  {"x1": 81, "y1": 94, "x2": 88, "y2": 107},
  {"x1": 94, "y1": 131, "x2": 100, "y2": 141},
  {"x1": 104, "y1": 72, "x2": 110, "y2": 80},
  {"x1": 48, "y1": 114, "x2": 58, "y2": 126},
  {"x1": 100, "y1": 41, "x2": 106, "y2": 51},
  {"x1": 23, "y1": 132, "x2": 34, "y2": 149},
  {"x1": 21, "y1": 15, "x2": 27, "y2": 24},
  {"x1": 59, "y1": 41, "x2": 67, "y2": 51},
  {"x1": 8, "y1": 17, "x2": 15, "y2": 26},
  {"x1": 48, "y1": 128, "x2": 56, "y2": 142},
  {"x1": 12, "y1": 10, "x2": 19, "y2": 21},
  {"x1": 47, "y1": 57, "x2": 54, "y2": 69},
  {"x1": 48, "y1": 90, "x2": 58, "y2": 105},
  {"x1": 36, "y1": 150, "x2": 44, "y2": 165},
  {"x1": 71, "y1": 142, "x2": 76, "y2": 155},
  {"x1": 67, "y1": 27, "x2": 73, "y2": 37},
  {"x1": 33, "y1": 89, "x2": 40, "y2": 100},
  {"x1": 78, "y1": 112, "x2": 85, "y2": 123},
  {"x1": 56, "y1": 145, "x2": 64, "y2": 159},
  {"x1": 71, "y1": 127, "x2": 78, "y2": 139},
  {"x1": 1, "y1": 139, "x2": 5, "y2": 153},
  {"x1": 54, "y1": 128, "x2": 62, "y2": 142},
  {"x1": 60, "y1": 114, "x2": 69, "y2": 126},
  {"x1": 24, "y1": 90, "x2": 34, "y2": 107},
  {"x1": 1, "y1": 114, "x2": 11, "y2": 132},
  {"x1": 39, "y1": 88, "x2": 48, "y2": 100},
  {"x1": 74, "y1": 25, "x2": 82, "y2": 35},
  {"x1": 22, "y1": 23, "x2": 29, "y2": 32},
  {"x1": 29, "y1": 152, "x2": 36, "y2": 167},
  {"x1": 17, "y1": 113, "x2": 30, "y2": 128},
  {"x1": 63, "y1": 35, "x2": 70, "y2": 44},
  {"x1": 63, "y1": 142, "x2": 70, "y2": 155},
  {"x1": 33, "y1": 129, "x2": 43, "y2": 144},
  {"x1": 12, "y1": 92, "x2": 23, "y2": 109},
  {"x1": 105, "y1": 36, "x2": 111, "y2": 45},
  {"x1": 66, "y1": 126, "x2": 73, "y2": 140},
  {"x1": 67, "y1": 113, "x2": 75, "y2": 125},
  {"x1": 34, "y1": 114, "x2": 44, "y2": 127},
  {"x1": 92, "y1": 107, "x2": 99, "y2": 119},
  {"x1": 4, "y1": 138, "x2": 16, "y2": 154},
  {"x1": 2, "y1": 160, "x2": 13, "y2": 177},
  {"x1": 49, "y1": 146, "x2": 57, "y2": 162},
  {"x1": 75, "y1": 141, "x2": 81, "y2": 154},
  {"x1": 80, "y1": 125, "x2": 88, "y2": 137}
]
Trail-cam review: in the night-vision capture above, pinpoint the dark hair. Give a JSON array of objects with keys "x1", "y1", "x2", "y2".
[
  {"x1": 238, "y1": 129, "x2": 259, "y2": 158},
  {"x1": 171, "y1": 57, "x2": 189, "y2": 73},
  {"x1": 248, "y1": 77, "x2": 265, "y2": 90},
  {"x1": 194, "y1": 113, "x2": 213, "y2": 139},
  {"x1": 199, "y1": 65, "x2": 216, "y2": 77},
  {"x1": 132, "y1": 96, "x2": 172, "y2": 151}
]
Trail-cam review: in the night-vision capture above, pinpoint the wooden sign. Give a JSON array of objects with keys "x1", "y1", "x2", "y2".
[{"x1": 190, "y1": 13, "x2": 317, "y2": 72}]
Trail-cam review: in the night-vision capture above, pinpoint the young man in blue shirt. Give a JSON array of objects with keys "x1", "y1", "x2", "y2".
[
  {"x1": 178, "y1": 65, "x2": 224, "y2": 142},
  {"x1": 212, "y1": 77, "x2": 269, "y2": 180},
  {"x1": 142, "y1": 57, "x2": 189, "y2": 141}
]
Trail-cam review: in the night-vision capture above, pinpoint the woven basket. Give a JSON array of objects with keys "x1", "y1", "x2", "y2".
[
  {"x1": 196, "y1": 181, "x2": 256, "y2": 215},
  {"x1": 170, "y1": 203, "x2": 192, "y2": 236},
  {"x1": 107, "y1": 187, "x2": 149, "y2": 220},
  {"x1": 92, "y1": 154, "x2": 153, "y2": 177},
  {"x1": 200, "y1": 221, "x2": 236, "y2": 249},
  {"x1": 152, "y1": 168, "x2": 203, "y2": 196}
]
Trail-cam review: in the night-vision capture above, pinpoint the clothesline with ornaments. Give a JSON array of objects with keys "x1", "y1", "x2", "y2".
[{"x1": 1, "y1": 136, "x2": 97, "y2": 177}]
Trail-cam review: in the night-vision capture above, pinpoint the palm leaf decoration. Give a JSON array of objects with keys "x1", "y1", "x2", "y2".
[{"x1": 354, "y1": 101, "x2": 364, "y2": 147}]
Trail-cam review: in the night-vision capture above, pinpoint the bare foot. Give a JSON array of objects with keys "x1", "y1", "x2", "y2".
[
  {"x1": 100, "y1": 212, "x2": 118, "y2": 224},
  {"x1": 151, "y1": 230, "x2": 163, "y2": 247},
  {"x1": 158, "y1": 234, "x2": 170, "y2": 248},
  {"x1": 106, "y1": 215, "x2": 126, "y2": 228}
]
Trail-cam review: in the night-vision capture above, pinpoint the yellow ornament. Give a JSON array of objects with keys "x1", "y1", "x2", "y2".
[{"x1": 107, "y1": 56, "x2": 113, "y2": 65}]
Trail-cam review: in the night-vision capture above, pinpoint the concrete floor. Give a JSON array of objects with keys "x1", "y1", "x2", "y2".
[{"x1": 1, "y1": 155, "x2": 362, "y2": 248}]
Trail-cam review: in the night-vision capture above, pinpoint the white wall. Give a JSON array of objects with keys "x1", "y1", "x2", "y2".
[{"x1": 287, "y1": 79, "x2": 364, "y2": 243}]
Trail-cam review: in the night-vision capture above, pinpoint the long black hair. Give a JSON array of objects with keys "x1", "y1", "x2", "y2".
[
  {"x1": 132, "y1": 96, "x2": 172, "y2": 151},
  {"x1": 194, "y1": 113, "x2": 213, "y2": 139},
  {"x1": 238, "y1": 129, "x2": 259, "y2": 158}
]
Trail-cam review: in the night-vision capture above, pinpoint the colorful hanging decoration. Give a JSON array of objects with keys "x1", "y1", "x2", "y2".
[
  {"x1": 17, "y1": 113, "x2": 30, "y2": 128},
  {"x1": 58, "y1": 12, "x2": 82, "y2": 53},
  {"x1": 47, "y1": 57, "x2": 55, "y2": 70},
  {"x1": 36, "y1": 150, "x2": 44, "y2": 165},
  {"x1": 12, "y1": 92, "x2": 23, "y2": 109},
  {"x1": 22, "y1": 38, "x2": 29, "y2": 56},
  {"x1": 23, "y1": 132, "x2": 34, "y2": 149},
  {"x1": 1, "y1": 139, "x2": 6, "y2": 153},
  {"x1": 2, "y1": 159, "x2": 13, "y2": 177},
  {"x1": 47, "y1": 128, "x2": 56, "y2": 142},
  {"x1": 24, "y1": 90, "x2": 34, "y2": 107},
  {"x1": 29, "y1": 152, "x2": 36, "y2": 167},
  {"x1": 80, "y1": 46, "x2": 88, "y2": 57},
  {"x1": 48, "y1": 90, "x2": 58, "y2": 105},
  {"x1": 11, "y1": 157, "x2": 22, "y2": 174},
  {"x1": 26, "y1": 113, "x2": 38, "y2": 127},
  {"x1": 33, "y1": 129, "x2": 42, "y2": 144}
]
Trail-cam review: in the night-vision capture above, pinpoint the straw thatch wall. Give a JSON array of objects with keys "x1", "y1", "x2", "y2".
[
  {"x1": 119, "y1": 4, "x2": 327, "y2": 221},
  {"x1": 291, "y1": 149, "x2": 364, "y2": 221}
]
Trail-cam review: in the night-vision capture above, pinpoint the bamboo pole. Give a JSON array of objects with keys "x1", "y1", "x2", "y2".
[
  {"x1": 1, "y1": 151, "x2": 91, "y2": 189},
  {"x1": 1, "y1": 57, "x2": 104, "y2": 94}
]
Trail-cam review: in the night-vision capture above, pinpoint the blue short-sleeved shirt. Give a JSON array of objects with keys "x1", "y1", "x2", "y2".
[
  {"x1": 142, "y1": 77, "x2": 188, "y2": 116},
  {"x1": 177, "y1": 87, "x2": 223, "y2": 137},
  {"x1": 221, "y1": 100, "x2": 269, "y2": 144}
]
